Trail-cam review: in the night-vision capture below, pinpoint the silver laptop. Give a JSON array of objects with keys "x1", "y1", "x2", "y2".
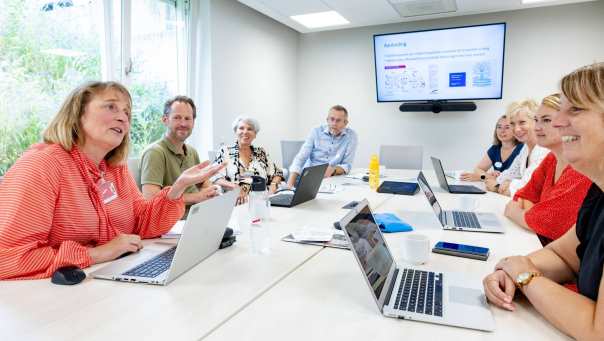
[
  {"x1": 91, "y1": 189, "x2": 239, "y2": 285},
  {"x1": 339, "y1": 199, "x2": 495, "y2": 331},
  {"x1": 417, "y1": 171, "x2": 504, "y2": 233}
]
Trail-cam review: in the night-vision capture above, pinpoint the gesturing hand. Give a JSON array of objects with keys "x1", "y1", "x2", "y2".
[{"x1": 168, "y1": 161, "x2": 226, "y2": 200}]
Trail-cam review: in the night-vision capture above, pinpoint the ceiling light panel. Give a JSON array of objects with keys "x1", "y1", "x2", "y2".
[{"x1": 290, "y1": 10, "x2": 350, "y2": 28}]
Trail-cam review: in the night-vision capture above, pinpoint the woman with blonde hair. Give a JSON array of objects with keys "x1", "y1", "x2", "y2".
[
  {"x1": 483, "y1": 63, "x2": 604, "y2": 340},
  {"x1": 485, "y1": 99, "x2": 549, "y2": 196},
  {"x1": 504, "y1": 94, "x2": 591, "y2": 246},
  {"x1": 0, "y1": 81, "x2": 224, "y2": 280}
]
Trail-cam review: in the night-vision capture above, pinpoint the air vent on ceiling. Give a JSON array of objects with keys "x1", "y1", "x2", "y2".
[{"x1": 388, "y1": 0, "x2": 458, "y2": 18}]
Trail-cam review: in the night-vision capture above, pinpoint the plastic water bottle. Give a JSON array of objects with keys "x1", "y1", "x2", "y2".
[
  {"x1": 249, "y1": 176, "x2": 271, "y2": 254},
  {"x1": 369, "y1": 154, "x2": 380, "y2": 190}
]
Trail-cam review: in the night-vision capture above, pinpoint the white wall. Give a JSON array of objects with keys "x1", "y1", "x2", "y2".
[
  {"x1": 208, "y1": 0, "x2": 299, "y2": 164},
  {"x1": 295, "y1": 2, "x2": 604, "y2": 170}
]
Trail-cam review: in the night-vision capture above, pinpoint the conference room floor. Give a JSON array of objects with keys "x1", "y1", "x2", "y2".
[{"x1": 0, "y1": 170, "x2": 571, "y2": 341}]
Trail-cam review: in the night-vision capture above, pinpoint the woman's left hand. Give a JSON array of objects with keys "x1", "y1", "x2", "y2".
[
  {"x1": 236, "y1": 191, "x2": 248, "y2": 205},
  {"x1": 168, "y1": 161, "x2": 226, "y2": 200},
  {"x1": 504, "y1": 200, "x2": 522, "y2": 218},
  {"x1": 268, "y1": 182, "x2": 278, "y2": 194},
  {"x1": 485, "y1": 178, "x2": 499, "y2": 192},
  {"x1": 498, "y1": 181, "x2": 511, "y2": 196},
  {"x1": 495, "y1": 256, "x2": 540, "y2": 283}
]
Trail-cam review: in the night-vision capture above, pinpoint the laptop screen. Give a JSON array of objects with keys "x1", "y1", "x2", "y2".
[
  {"x1": 342, "y1": 204, "x2": 394, "y2": 301},
  {"x1": 417, "y1": 172, "x2": 445, "y2": 225},
  {"x1": 430, "y1": 157, "x2": 450, "y2": 190}
]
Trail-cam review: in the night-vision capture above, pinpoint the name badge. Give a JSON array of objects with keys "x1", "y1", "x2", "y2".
[{"x1": 97, "y1": 178, "x2": 118, "y2": 204}]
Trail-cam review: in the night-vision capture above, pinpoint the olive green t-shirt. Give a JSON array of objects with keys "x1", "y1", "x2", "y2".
[{"x1": 140, "y1": 137, "x2": 201, "y2": 195}]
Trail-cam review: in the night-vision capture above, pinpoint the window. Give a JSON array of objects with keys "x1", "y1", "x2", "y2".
[
  {"x1": 0, "y1": 0, "x2": 104, "y2": 174},
  {"x1": 0, "y1": 0, "x2": 189, "y2": 175}
]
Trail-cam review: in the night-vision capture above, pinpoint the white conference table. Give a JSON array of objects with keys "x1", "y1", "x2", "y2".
[
  {"x1": 0, "y1": 170, "x2": 569, "y2": 340},
  {"x1": 203, "y1": 171, "x2": 571, "y2": 341},
  {"x1": 0, "y1": 172, "x2": 390, "y2": 341}
]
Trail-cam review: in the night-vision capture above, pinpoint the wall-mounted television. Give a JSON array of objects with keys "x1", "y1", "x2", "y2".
[{"x1": 373, "y1": 23, "x2": 506, "y2": 103}]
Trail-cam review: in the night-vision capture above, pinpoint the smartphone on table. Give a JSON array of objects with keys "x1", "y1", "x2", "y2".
[{"x1": 432, "y1": 241, "x2": 490, "y2": 261}]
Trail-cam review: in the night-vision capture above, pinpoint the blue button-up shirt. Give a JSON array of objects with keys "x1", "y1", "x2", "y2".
[{"x1": 289, "y1": 125, "x2": 358, "y2": 175}]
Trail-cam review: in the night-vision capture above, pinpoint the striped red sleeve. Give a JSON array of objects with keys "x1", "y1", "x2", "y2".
[
  {"x1": 0, "y1": 150, "x2": 92, "y2": 280},
  {"x1": 119, "y1": 166, "x2": 185, "y2": 238}
]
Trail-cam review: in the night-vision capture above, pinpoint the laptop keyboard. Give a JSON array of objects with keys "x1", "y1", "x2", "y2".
[
  {"x1": 394, "y1": 269, "x2": 443, "y2": 317},
  {"x1": 122, "y1": 246, "x2": 177, "y2": 278},
  {"x1": 270, "y1": 193, "x2": 293, "y2": 206},
  {"x1": 452, "y1": 211, "x2": 481, "y2": 229}
]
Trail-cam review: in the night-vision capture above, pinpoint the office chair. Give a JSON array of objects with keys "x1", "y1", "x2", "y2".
[
  {"x1": 280, "y1": 140, "x2": 304, "y2": 179},
  {"x1": 379, "y1": 145, "x2": 423, "y2": 170}
]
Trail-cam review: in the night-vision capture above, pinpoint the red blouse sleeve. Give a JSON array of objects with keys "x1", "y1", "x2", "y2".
[
  {"x1": 514, "y1": 153, "x2": 553, "y2": 204},
  {"x1": 524, "y1": 169, "x2": 592, "y2": 240},
  {"x1": 0, "y1": 149, "x2": 92, "y2": 280},
  {"x1": 118, "y1": 166, "x2": 185, "y2": 238}
]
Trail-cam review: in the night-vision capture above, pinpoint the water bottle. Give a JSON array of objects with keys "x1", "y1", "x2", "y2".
[
  {"x1": 369, "y1": 154, "x2": 380, "y2": 190},
  {"x1": 249, "y1": 176, "x2": 271, "y2": 254}
]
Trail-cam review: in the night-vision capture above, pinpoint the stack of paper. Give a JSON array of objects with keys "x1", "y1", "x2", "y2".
[
  {"x1": 162, "y1": 220, "x2": 186, "y2": 239},
  {"x1": 282, "y1": 227, "x2": 349, "y2": 249},
  {"x1": 318, "y1": 183, "x2": 343, "y2": 194}
]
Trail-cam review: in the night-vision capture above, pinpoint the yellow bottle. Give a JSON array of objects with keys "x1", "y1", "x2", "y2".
[{"x1": 369, "y1": 154, "x2": 380, "y2": 190}]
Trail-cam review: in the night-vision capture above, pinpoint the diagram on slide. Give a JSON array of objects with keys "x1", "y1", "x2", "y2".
[
  {"x1": 383, "y1": 66, "x2": 426, "y2": 93},
  {"x1": 472, "y1": 61, "x2": 493, "y2": 87}
]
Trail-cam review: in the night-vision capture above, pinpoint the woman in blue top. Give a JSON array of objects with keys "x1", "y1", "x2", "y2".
[{"x1": 461, "y1": 115, "x2": 523, "y2": 182}]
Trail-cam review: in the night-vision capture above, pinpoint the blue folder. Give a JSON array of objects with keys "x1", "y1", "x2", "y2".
[{"x1": 374, "y1": 213, "x2": 413, "y2": 233}]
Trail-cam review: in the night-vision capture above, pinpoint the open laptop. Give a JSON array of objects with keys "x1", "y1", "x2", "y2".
[
  {"x1": 431, "y1": 157, "x2": 485, "y2": 194},
  {"x1": 339, "y1": 199, "x2": 495, "y2": 331},
  {"x1": 417, "y1": 171, "x2": 504, "y2": 233},
  {"x1": 91, "y1": 189, "x2": 239, "y2": 285},
  {"x1": 270, "y1": 163, "x2": 328, "y2": 207}
]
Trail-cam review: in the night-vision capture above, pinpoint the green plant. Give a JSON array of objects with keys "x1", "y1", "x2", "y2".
[
  {"x1": 129, "y1": 82, "x2": 170, "y2": 156},
  {"x1": 0, "y1": 113, "x2": 44, "y2": 175}
]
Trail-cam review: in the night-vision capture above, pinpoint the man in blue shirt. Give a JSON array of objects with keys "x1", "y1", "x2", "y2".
[{"x1": 287, "y1": 105, "x2": 358, "y2": 187}]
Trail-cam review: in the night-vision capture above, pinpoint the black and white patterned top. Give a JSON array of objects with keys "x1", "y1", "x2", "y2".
[{"x1": 212, "y1": 141, "x2": 284, "y2": 194}]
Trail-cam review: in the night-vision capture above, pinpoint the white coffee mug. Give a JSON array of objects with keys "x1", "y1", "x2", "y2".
[
  {"x1": 459, "y1": 196, "x2": 479, "y2": 211},
  {"x1": 402, "y1": 234, "x2": 430, "y2": 265}
]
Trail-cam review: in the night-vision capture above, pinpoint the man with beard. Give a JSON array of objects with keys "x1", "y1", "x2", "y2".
[{"x1": 140, "y1": 96, "x2": 219, "y2": 217}]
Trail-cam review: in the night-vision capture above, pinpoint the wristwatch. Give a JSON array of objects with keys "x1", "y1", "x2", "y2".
[
  {"x1": 480, "y1": 174, "x2": 486, "y2": 181},
  {"x1": 515, "y1": 271, "x2": 542, "y2": 289}
]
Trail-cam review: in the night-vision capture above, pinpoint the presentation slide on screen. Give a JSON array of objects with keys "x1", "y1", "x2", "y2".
[{"x1": 374, "y1": 24, "x2": 505, "y2": 102}]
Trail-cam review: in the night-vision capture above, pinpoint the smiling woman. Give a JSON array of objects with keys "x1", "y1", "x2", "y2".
[
  {"x1": 482, "y1": 63, "x2": 604, "y2": 340},
  {"x1": 0, "y1": 81, "x2": 224, "y2": 280},
  {"x1": 486, "y1": 99, "x2": 550, "y2": 196},
  {"x1": 212, "y1": 116, "x2": 284, "y2": 204}
]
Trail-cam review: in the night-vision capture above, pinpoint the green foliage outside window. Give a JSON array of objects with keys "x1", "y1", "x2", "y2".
[{"x1": 0, "y1": 0, "x2": 167, "y2": 175}]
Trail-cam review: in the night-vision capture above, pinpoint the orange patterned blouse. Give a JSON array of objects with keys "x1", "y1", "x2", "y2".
[{"x1": 0, "y1": 144, "x2": 184, "y2": 280}]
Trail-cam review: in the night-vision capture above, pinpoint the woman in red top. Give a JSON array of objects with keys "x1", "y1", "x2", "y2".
[
  {"x1": 504, "y1": 94, "x2": 591, "y2": 245},
  {"x1": 0, "y1": 81, "x2": 224, "y2": 280}
]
